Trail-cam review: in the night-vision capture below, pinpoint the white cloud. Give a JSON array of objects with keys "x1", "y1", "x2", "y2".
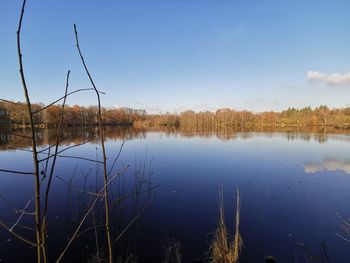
[
  {"x1": 144, "y1": 106, "x2": 162, "y2": 114},
  {"x1": 307, "y1": 70, "x2": 350, "y2": 85}
]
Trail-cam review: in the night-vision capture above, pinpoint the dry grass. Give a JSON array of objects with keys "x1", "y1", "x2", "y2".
[
  {"x1": 210, "y1": 188, "x2": 242, "y2": 263},
  {"x1": 162, "y1": 239, "x2": 182, "y2": 263}
]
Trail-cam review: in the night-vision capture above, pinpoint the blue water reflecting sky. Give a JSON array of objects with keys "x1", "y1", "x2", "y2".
[{"x1": 0, "y1": 131, "x2": 350, "y2": 262}]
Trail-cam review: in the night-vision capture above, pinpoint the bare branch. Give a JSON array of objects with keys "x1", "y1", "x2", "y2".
[
  {"x1": 38, "y1": 137, "x2": 96, "y2": 163},
  {"x1": 336, "y1": 233, "x2": 350, "y2": 242},
  {"x1": 0, "y1": 194, "x2": 35, "y2": 215},
  {"x1": 43, "y1": 129, "x2": 52, "y2": 182},
  {"x1": 109, "y1": 184, "x2": 159, "y2": 207},
  {"x1": 17, "y1": 0, "x2": 43, "y2": 260},
  {"x1": 10, "y1": 133, "x2": 31, "y2": 139},
  {"x1": 41, "y1": 71, "x2": 71, "y2": 259},
  {"x1": 0, "y1": 220, "x2": 37, "y2": 247},
  {"x1": 0, "y1": 99, "x2": 25, "y2": 105},
  {"x1": 31, "y1": 88, "x2": 105, "y2": 114},
  {"x1": 39, "y1": 154, "x2": 103, "y2": 164},
  {"x1": 56, "y1": 175, "x2": 105, "y2": 197},
  {"x1": 10, "y1": 197, "x2": 35, "y2": 232},
  {"x1": 56, "y1": 136, "x2": 96, "y2": 154},
  {"x1": 74, "y1": 23, "x2": 113, "y2": 262},
  {"x1": 75, "y1": 224, "x2": 105, "y2": 240},
  {"x1": 0, "y1": 220, "x2": 35, "y2": 232},
  {"x1": 113, "y1": 197, "x2": 153, "y2": 243},
  {"x1": 107, "y1": 141, "x2": 125, "y2": 176},
  {"x1": 55, "y1": 165, "x2": 129, "y2": 263},
  {"x1": 0, "y1": 168, "x2": 34, "y2": 175}
]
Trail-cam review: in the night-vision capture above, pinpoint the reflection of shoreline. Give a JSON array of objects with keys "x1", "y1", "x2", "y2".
[
  {"x1": 304, "y1": 158, "x2": 350, "y2": 174},
  {"x1": 1, "y1": 126, "x2": 350, "y2": 150},
  {"x1": 0, "y1": 127, "x2": 148, "y2": 151}
]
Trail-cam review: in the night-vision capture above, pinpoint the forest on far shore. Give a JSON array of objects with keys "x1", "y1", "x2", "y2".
[{"x1": 1, "y1": 100, "x2": 350, "y2": 129}]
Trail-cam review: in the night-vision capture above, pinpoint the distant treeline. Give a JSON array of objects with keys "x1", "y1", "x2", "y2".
[
  {"x1": 0, "y1": 100, "x2": 146, "y2": 127},
  {"x1": 1, "y1": 100, "x2": 350, "y2": 128},
  {"x1": 136, "y1": 106, "x2": 350, "y2": 128}
]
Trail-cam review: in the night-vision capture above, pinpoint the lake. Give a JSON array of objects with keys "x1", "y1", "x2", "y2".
[{"x1": 0, "y1": 127, "x2": 350, "y2": 262}]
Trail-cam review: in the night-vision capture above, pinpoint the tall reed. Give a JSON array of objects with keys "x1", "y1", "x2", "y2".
[{"x1": 210, "y1": 188, "x2": 242, "y2": 263}]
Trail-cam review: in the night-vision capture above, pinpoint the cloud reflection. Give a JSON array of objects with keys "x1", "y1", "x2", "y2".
[{"x1": 304, "y1": 158, "x2": 350, "y2": 174}]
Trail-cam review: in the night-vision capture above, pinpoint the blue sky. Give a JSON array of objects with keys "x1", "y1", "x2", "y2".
[{"x1": 1, "y1": 0, "x2": 350, "y2": 113}]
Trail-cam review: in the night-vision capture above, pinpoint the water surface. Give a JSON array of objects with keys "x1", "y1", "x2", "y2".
[{"x1": 0, "y1": 127, "x2": 349, "y2": 262}]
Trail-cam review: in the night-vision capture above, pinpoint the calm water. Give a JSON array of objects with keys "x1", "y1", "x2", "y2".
[{"x1": 0, "y1": 127, "x2": 350, "y2": 262}]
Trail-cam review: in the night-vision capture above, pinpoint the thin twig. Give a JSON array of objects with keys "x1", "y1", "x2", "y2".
[
  {"x1": 91, "y1": 209, "x2": 101, "y2": 262},
  {"x1": 74, "y1": 223, "x2": 105, "y2": 240},
  {"x1": 43, "y1": 129, "x2": 51, "y2": 181},
  {"x1": 0, "y1": 168, "x2": 33, "y2": 175},
  {"x1": 336, "y1": 233, "x2": 350, "y2": 242},
  {"x1": 55, "y1": 136, "x2": 96, "y2": 154},
  {"x1": 10, "y1": 133, "x2": 31, "y2": 139},
  {"x1": 107, "y1": 141, "x2": 125, "y2": 176},
  {"x1": 0, "y1": 99, "x2": 24, "y2": 105},
  {"x1": 40, "y1": 154, "x2": 104, "y2": 164},
  {"x1": 113, "y1": 197, "x2": 153, "y2": 243},
  {"x1": 56, "y1": 175, "x2": 105, "y2": 196},
  {"x1": 41, "y1": 71, "x2": 70, "y2": 261},
  {"x1": 0, "y1": 219, "x2": 35, "y2": 231},
  {"x1": 31, "y1": 88, "x2": 104, "y2": 114},
  {"x1": 55, "y1": 165, "x2": 129, "y2": 263},
  {"x1": 0, "y1": 193, "x2": 35, "y2": 215},
  {"x1": 10, "y1": 197, "x2": 34, "y2": 232},
  {"x1": 38, "y1": 136, "x2": 96, "y2": 162},
  {"x1": 74, "y1": 23, "x2": 113, "y2": 263},
  {"x1": 0, "y1": 220, "x2": 37, "y2": 247}
]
